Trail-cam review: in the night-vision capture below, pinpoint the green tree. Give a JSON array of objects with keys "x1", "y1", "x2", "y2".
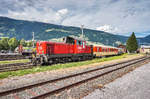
[
  {"x1": 1, "y1": 37, "x2": 9, "y2": 50},
  {"x1": 8, "y1": 37, "x2": 19, "y2": 51},
  {"x1": 27, "y1": 41, "x2": 33, "y2": 47},
  {"x1": 20, "y1": 39, "x2": 26, "y2": 46},
  {"x1": 126, "y1": 32, "x2": 138, "y2": 53}
]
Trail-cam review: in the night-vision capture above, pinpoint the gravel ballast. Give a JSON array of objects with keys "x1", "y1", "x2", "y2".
[
  {"x1": 83, "y1": 61, "x2": 150, "y2": 99},
  {"x1": 0, "y1": 55, "x2": 148, "y2": 99}
]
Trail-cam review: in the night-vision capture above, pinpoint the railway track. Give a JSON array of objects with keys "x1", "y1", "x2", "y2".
[
  {"x1": 0, "y1": 54, "x2": 26, "y2": 61},
  {"x1": 0, "y1": 62, "x2": 33, "y2": 72},
  {"x1": 0, "y1": 56, "x2": 149, "y2": 99}
]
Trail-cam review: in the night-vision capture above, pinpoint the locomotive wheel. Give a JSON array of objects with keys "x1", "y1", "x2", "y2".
[
  {"x1": 32, "y1": 58, "x2": 37, "y2": 66},
  {"x1": 40, "y1": 57, "x2": 45, "y2": 65}
]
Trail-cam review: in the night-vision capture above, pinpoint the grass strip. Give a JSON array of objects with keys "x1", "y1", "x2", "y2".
[{"x1": 0, "y1": 54, "x2": 142, "y2": 79}]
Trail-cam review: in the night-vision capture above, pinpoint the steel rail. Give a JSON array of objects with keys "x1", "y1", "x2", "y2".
[{"x1": 0, "y1": 62, "x2": 33, "y2": 72}]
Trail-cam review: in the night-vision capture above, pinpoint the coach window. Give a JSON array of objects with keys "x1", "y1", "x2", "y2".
[
  {"x1": 102, "y1": 48, "x2": 104, "y2": 52},
  {"x1": 100, "y1": 47, "x2": 102, "y2": 52}
]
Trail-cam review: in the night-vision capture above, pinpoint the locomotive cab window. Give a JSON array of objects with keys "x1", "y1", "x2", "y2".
[{"x1": 65, "y1": 37, "x2": 75, "y2": 44}]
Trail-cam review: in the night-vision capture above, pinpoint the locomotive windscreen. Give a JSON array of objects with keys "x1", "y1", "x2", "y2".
[{"x1": 65, "y1": 37, "x2": 75, "y2": 44}]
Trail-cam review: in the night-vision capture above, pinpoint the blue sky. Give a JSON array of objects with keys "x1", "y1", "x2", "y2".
[{"x1": 0, "y1": 0, "x2": 150, "y2": 37}]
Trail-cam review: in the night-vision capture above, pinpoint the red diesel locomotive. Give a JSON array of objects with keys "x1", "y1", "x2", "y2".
[
  {"x1": 32, "y1": 36, "x2": 93, "y2": 65},
  {"x1": 31, "y1": 36, "x2": 121, "y2": 65}
]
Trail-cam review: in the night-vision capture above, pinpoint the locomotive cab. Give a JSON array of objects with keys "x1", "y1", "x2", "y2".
[
  {"x1": 63, "y1": 36, "x2": 75, "y2": 44},
  {"x1": 64, "y1": 36, "x2": 86, "y2": 50}
]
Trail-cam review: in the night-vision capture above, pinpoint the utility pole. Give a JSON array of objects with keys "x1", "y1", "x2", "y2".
[
  {"x1": 32, "y1": 32, "x2": 35, "y2": 48},
  {"x1": 81, "y1": 25, "x2": 84, "y2": 39},
  {"x1": 139, "y1": 39, "x2": 141, "y2": 47}
]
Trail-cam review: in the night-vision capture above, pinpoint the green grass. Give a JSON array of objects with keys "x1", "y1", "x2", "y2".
[
  {"x1": 0, "y1": 53, "x2": 142, "y2": 79},
  {"x1": 0, "y1": 59, "x2": 30, "y2": 64}
]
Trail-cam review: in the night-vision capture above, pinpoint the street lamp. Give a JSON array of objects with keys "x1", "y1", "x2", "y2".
[{"x1": 81, "y1": 25, "x2": 84, "y2": 39}]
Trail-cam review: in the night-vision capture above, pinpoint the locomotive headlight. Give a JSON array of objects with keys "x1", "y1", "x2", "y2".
[{"x1": 39, "y1": 46, "x2": 42, "y2": 50}]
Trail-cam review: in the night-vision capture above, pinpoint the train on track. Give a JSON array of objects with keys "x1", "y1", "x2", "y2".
[{"x1": 31, "y1": 36, "x2": 125, "y2": 65}]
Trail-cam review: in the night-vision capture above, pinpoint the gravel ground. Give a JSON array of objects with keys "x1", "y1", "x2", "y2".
[
  {"x1": 0, "y1": 55, "x2": 143, "y2": 93},
  {"x1": 83, "y1": 61, "x2": 150, "y2": 99}
]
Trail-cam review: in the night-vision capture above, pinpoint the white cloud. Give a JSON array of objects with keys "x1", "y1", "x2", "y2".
[
  {"x1": 2, "y1": 3, "x2": 69, "y2": 24},
  {"x1": 55, "y1": 9, "x2": 68, "y2": 23},
  {"x1": 0, "y1": 0, "x2": 150, "y2": 36},
  {"x1": 61, "y1": 0, "x2": 150, "y2": 36},
  {"x1": 57, "y1": 9, "x2": 68, "y2": 15},
  {"x1": 96, "y1": 25, "x2": 118, "y2": 33}
]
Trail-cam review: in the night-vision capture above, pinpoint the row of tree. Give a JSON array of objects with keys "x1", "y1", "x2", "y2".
[
  {"x1": 0, "y1": 32, "x2": 139, "y2": 53},
  {"x1": 0, "y1": 37, "x2": 33, "y2": 51}
]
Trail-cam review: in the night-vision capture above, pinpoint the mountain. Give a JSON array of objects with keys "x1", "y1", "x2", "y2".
[
  {"x1": 0, "y1": 16, "x2": 129, "y2": 46},
  {"x1": 139, "y1": 35, "x2": 150, "y2": 43}
]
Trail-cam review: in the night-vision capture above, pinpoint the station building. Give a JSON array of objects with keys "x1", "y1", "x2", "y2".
[{"x1": 140, "y1": 45, "x2": 150, "y2": 54}]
